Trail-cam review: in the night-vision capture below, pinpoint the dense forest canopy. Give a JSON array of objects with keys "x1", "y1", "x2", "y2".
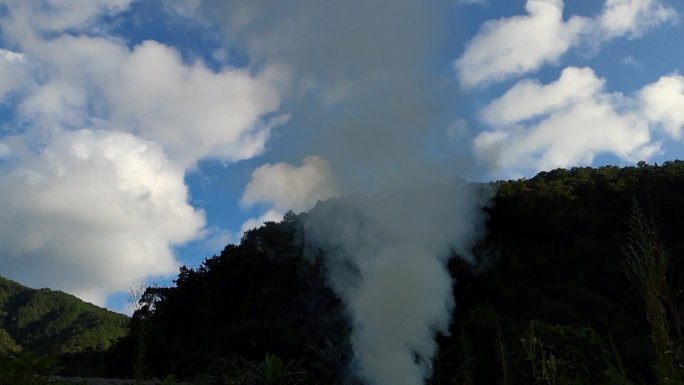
[
  {"x1": 3, "y1": 161, "x2": 684, "y2": 385},
  {"x1": 0, "y1": 276, "x2": 129, "y2": 378},
  {"x1": 0, "y1": 276, "x2": 127, "y2": 356},
  {"x1": 104, "y1": 161, "x2": 684, "y2": 384}
]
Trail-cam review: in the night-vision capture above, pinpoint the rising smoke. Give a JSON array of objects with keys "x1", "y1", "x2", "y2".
[
  {"x1": 173, "y1": 1, "x2": 491, "y2": 384},
  {"x1": 305, "y1": 183, "x2": 490, "y2": 385}
]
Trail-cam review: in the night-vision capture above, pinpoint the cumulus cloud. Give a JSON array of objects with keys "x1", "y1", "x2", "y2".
[
  {"x1": 456, "y1": 0, "x2": 677, "y2": 88},
  {"x1": 103, "y1": 41, "x2": 287, "y2": 168},
  {"x1": 238, "y1": 156, "x2": 338, "y2": 235},
  {"x1": 480, "y1": 67, "x2": 605, "y2": 126},
  {"x1": 598, "y1": 0, "x2": 677, "y2": 39},
  {"x1": 241, "y1": 156, "x2": 338, "y2": 213},
  {"x1": 475, "y1": 67, "x2": 661, "y2": 174},
  {"x1": 0, "y1": 130, "x2": 204, "y2": 305},
  {"x1": 0, "y1": 0, "x2": 290, "y2": 305},
  {"x1": 11, "y1": 34, "x2": 287, "y2": 169},
  {"x1": 455, "y1": 0, "x2": 588, "y2": 88},
  {"x1": 640, "y1": 74, "x2": 684, "y2": 139}
]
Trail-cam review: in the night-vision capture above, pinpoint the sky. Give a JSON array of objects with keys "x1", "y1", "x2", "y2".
[{"x1": 0, "y1": 0, "x2": 683, "y2": 313}]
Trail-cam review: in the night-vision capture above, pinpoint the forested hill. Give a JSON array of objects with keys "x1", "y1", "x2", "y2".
[
  {"x1": 0, "y1": 275, "x2": 128, "y2": 357},
  {"x1": 445, "y1": 160, "x2": 684, "y2": 384},
  {"x1": 5, "y1": 161, "x2": 684, "y2": 384},
  {"x1": 102, "y1": 160, "x2": 684, "y2": 385}
]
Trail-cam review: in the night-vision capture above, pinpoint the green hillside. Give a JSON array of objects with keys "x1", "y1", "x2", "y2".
[
  {"x1": 441, "y1": 161, "x2": 684, "y2": 385},
  {"x1": 0, "y1": 276, "x2": 128, "y2": 357},
  {"x1": 6, "y1": 161, "x2": 684, "y2": 384},
  {"x1": 107, "y1": 161, "x2": 684, "y2": 384}
]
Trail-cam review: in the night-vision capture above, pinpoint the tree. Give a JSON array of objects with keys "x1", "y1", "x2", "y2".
[
  {"x1": 621, "y1": 200, "x2": 677, "y2": 383},
  {"x1": 128, "y1": 281, "x2": 150, "y2": 383}
]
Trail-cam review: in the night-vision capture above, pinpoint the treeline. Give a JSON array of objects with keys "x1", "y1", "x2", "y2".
[
  {"x1": 0, "y1": 276, "x2": 127, "y2": 356},
  {"x1": 441, "y1": 161, "x2": 684, "y2": 385},
  {"x1": 5, "y1": 161, "x2": 684, "y2": 384},
  {"x1": 0, "y1": 276, "x2": 128, "y2": 377},
  {"x1": 110, "y1": 161, "x2": 684, "y2": 384},
  {"x1": 106, "y1": 212, "x2": 352, "y2": 383}
]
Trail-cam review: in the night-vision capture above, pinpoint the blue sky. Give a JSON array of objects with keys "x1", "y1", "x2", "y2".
[{"x1": 0, "y1": 0, "x2": 683, "y2": 312}]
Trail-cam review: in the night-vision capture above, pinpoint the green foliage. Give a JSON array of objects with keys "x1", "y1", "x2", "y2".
[
  {"x1": 521, "y1": 321, "x2": 609, "y2": 385},
  {"x1": 107, "y1": 216, "x2": 351, "y2": 381},
  {"x1": 0, "y1": 327, "x2": 21, "y2": 354},
  {"x1": 0, "y1": 352, "x2": 55, "y2": 385},
  {"x1": 438, "y1": 161, "x2": 684, "y2": 385},
  {"x1": 621, "y1": 200, "x2": 684, "y2": 384},
  {"x1": 0, "y1": 276, "x2": 128, "y2": 376},
  {"x1": 98, "y1": 161, "x2": 684, "y2": 384},
  {"x1": 10, "y1": 161, "x2": 683, "y2": 384},
  {"x1": 603, "y1": 367, "x2": 634, "y2": 385}
]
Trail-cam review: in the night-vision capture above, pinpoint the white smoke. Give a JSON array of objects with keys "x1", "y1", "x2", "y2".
[
  {"x1": 305, "y1": 183, "x2": 490, "y2": 385},
  {"x1": 169, "y1": 2, "x2": 490, "y2": 385}
]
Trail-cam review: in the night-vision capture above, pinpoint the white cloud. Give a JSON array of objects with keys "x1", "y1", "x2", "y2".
[
  {"x1": 241, "y1": 156, "x2": 338, "y2": 213},
  {"x1": 481, "y1": 67, "x2": 605, "y2": 126},
  {"x1": 0, "y1": 1, "x2": 291, "y2": 304},
  {"x1": 0, "y1": 48, "x2": 24, "y2": 64},
  {"x1": 104, "y1": 40, "x2": 287, "y2": 168},
  {"x1": 455, "y1": 0, "x2": 678, "y2": 88},
  {"x1": 0, "y1": 0, "x2": 136, "y2": 37},
  {"x1": 0, "y1": 49, "x2": 27, "y2": 100},
  {"x1": 640, "y1": 74, "x2": 684, "y2": 138},
  {"x1": 622, "y1": 55, "x2": 643, "y2": 68},
  {"x1": 238, "y1": 156, "x2": 338, "y2": 240},
  {"x1": 12, "y1": 34, "x2": 288, "y2": 168},
  {"x1": 239, "y1": 210, "x2": 284, "y2": 236},
  {"x1": 0, "y1": 130, "x2": 204, "y2": 305},
  {"x1": 455, "y1": 0, "x2": 588, "y2": 88},
  {"x1": 598, "y1": 0, "x2": 677, "y2": 39},
  {"x1": 475, "y1": 67, "x2": 661, "y2": 174}
]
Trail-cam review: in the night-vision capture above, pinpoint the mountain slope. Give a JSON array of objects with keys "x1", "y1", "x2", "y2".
[
  {"x1": 113, "y1": 161, "x2": 684, "y2": 384},
  {"x1": 0, "y1": 276, "x2": 128, "y2": 356}
]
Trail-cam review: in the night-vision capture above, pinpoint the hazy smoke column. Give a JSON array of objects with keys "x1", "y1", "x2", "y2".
[
  {"x1": 179, "y1": 1, "x2": 490, "y2": 384},
  {"x1": 305, "y1": 184, "x2": 489, "y2": 385},
  {"x1": 174, "y1": 0, "x2": 463, "y2": 189}
]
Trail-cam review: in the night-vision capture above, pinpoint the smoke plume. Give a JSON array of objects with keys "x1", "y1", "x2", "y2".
[
  {"x1": 171, "y1": 1, "x2": 490, "y2": 384},
  {"x1": 305, "y1": 184, "x2": 489, "y2": 385}
]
